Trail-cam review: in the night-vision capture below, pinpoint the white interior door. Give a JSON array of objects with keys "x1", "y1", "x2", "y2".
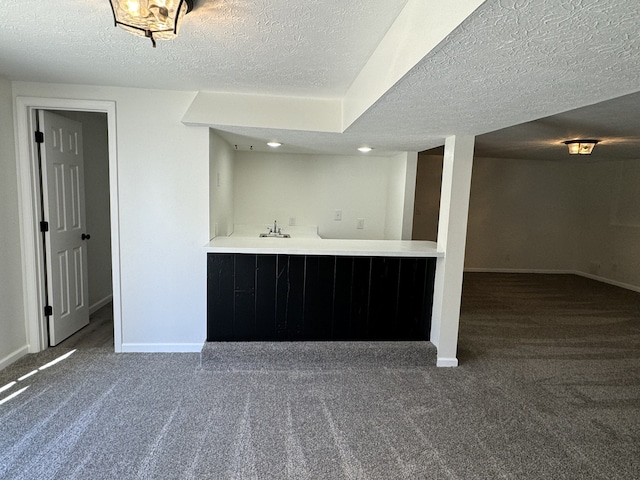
[{"x1": 39, "y1": 110, "x2": 90, "y2": 346}]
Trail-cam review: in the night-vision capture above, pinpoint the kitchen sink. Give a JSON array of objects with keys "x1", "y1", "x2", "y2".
[{"x1": 259, "y1": 233, "x2": 291, "y2": 238}]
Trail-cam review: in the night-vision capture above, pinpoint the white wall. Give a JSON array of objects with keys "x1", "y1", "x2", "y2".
[
  {"x1": 60, "y1": 111, "x2": 112, "y2": 311},
  {"x1": 12, "y1": 82, "x2": 210, "y2": 351},
  {"x1": 401, "y1": 152, "x2": 418, "y2": 240},
  {"x1": 413, "y1": 153, "x2": 640, "y2": 290},
  {"x1": 384, "y1": 152, "x2": 417, "y2": 240},
  {"x1": 384, "y1": 153, "x2": 408, "y2": 240},
  {"x1": 574, "y1": 159, "x2": 640, "y2": 290},
  {"x1": 233, "y1": 151, "x2": 405, "y2": 239},
  {"x1": 412, "y1": 153, "x2": 442, "y2": 241},
  {"x1": 209, "y1": 130, "x2": 235, "y2": 239},
  {"x1": 0, "y1": 76, "x2": 28, "y2": 369},
  {"x1": 465, "y1": 156, "x2": 581, "y2": 271}
]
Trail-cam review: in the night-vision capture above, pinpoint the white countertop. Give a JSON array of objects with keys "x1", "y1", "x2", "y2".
[{"x1": 204, "y1": 225, "x2": 442, "y2": 258}]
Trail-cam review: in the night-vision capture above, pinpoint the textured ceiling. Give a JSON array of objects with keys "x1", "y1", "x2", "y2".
[
  {"x1": 0, "y1": 0, "x2": 408, "y2": 97},
  {"x1": 344, "y1": 0, "x2": 640, "y2": 155},
  {"x1": 473, "y1": 90, "x2": 640, "y2": 161},
  {"x1": 1, "y1": 0, "x2": 640, "y2": 158},
  {"x1": 209, "y1": 0, "x2": 640, "y2": 157}
]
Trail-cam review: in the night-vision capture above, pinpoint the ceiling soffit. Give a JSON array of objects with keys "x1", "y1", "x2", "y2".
[
  {"x1": 346, "y1": 0, "x2": 640, "y2": 153},
  {"x1": 183, "y1": 0, "x2": 486, "y2": 136}
]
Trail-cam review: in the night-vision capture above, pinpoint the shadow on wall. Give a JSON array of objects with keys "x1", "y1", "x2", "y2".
[{"x1": 412, "y1": 152, "x2": 442, "y2": 241}]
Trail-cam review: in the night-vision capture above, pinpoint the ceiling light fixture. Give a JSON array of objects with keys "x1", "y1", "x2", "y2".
[
  {"x1": 563, "y1": 139, "x2": 599, "y2": 155},
  {"x1": 267, "y1": 142, "x2": 282, "y2": 148},
  {"x1": 108, "y1": 0, "x2": 193, "y2": 48},
  {"x1": 358, "y1": 147, "x2": 373, "y2": 153}
]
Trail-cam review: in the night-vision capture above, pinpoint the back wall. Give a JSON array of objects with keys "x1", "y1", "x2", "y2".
[
  {"x1": 413, "y1": 153, "x2": 640, "y2": 291},
  {"x1": 233, "y1": 151, "x2": 410, "y2": 239}
]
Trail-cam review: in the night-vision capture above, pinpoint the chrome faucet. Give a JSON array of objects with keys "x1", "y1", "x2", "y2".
[{"x1": 260, "y1": 220, "x2": 290, "y2": 238}]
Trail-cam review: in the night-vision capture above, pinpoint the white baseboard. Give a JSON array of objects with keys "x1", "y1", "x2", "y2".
[
  {"x1": 574, "y1": 272, "x2": 640, "y2": 293},
  {"x1": 0, "y1": 345, "x2": 29, "y2": 371},
  {"x1": 464, "y1": 268, "x2": 574, "y2": 274},
  {"x1": 464, "y1": 268, "x2": 640, "y2": 293},
  {"x1": 90, "y1": 294, "x2": 113, "y2": 314},
  {"x1": 436, "y1": 357, "x2": 459, "y2": 367},
  {"x1": 120, "y1": 342, "x2": 204, "y2": 353}
]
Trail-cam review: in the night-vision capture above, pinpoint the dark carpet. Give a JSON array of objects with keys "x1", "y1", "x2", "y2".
[{"x1": 1, "y1": 273, "x2": 639, "y2": 479}]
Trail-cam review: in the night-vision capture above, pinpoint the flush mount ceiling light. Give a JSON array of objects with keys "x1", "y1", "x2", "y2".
[
  {"x1": 267, "y1": 142, "x2": 282, "y2": 148},
  {"x1": 563, "y1": 139, "x2": 599, "y2": 155},
  {"x1": 358, "y1": 146, "x2": 373, "y2": 153},
  {"x1": 108, "y1": 0, "x2": 193, "y2": 48}
]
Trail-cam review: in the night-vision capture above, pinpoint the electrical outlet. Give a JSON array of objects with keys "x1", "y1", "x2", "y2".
[
  {"x1": 334, "y1": 210, "x2": 342, "y2": 221},
  {"x1": 357, "y1": 218, "x2": 364, "y2": 229},
  {"x1": 289, "y1": 217, "x2": 296, "y2": 226}
]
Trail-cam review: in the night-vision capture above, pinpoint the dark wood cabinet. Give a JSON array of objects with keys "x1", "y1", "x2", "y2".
[{"x1": 207, "y1": 253, "x2": 436, "y2": 341}]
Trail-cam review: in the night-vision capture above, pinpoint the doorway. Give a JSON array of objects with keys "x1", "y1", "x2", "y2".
[
  {"x1": 39, "y1": 110, "x2": 113, "y2": 346},
  {"x1": 15, "y1": 97, "x2": 122, "y2": 353}
]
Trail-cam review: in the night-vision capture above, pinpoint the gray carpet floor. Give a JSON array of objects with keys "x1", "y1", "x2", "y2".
[{"x1": 1, "y1": 273, "x2": 639, "y2": 479}]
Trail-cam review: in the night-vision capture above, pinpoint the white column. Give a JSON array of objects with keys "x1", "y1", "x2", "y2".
[{"x1": 430, "y1": 135, "x2": 475, "y2": 367}]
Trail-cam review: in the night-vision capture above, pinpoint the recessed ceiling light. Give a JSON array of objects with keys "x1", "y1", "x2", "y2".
[
  {"x1": 267, "y1": 142, "x2": 282, "y2": 148},
  {"x1": 358, "y1": 146, "x2": 373, "y2": 153}
]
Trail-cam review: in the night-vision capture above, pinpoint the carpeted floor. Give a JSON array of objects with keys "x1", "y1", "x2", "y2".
[{"x1": 1, "y1": 273, "x2": 639, "y2": 479}]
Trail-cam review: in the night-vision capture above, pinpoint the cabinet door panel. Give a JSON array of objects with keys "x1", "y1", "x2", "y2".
[
  {"x1": 369, "y1": 257, "x2": 401, "y2": 339},
  {"x1": 332, "y1": 257, "x2": 354, "y2": 339},
  {"x1": 397, "y1": 258, "x2": 425, "y2": 338},
  {"x1": 286, "y1": 255, "x2": 306, "y2": 339},
  {"x1": 350, "y1": 257, "x2": 372, "y2": 339},
  {"x1": 256, "y1": 255, "x2": 277, "y2": 340},
  {"x1": 275, "y1": 255, "x2": 305, "y2": 340},
  {"x1": 234, "y1": 255, "x2": 256, "y2": 339},
  {"x1": 207, "y1": 254, "x2": 234, "y2": 340},
  {"x1": 304, "y1": 255, "x2": 335, "y2": 339}
]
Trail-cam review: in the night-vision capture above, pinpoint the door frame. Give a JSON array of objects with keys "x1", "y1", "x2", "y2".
[{"x1": 15, "y1": 97, "x2": 123, "y2": 353}]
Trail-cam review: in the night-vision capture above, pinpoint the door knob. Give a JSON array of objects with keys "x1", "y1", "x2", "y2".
[{"x1": 81, "y1": 233, "x2": 91, "y2": 240}]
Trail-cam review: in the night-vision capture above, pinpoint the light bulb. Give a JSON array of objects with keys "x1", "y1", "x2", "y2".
[{"x1": 126, "y1": 0, "x2": 140, "y2": 14}]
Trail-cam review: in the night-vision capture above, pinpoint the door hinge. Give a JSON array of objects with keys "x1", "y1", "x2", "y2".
[
  {"x1": 34, "y1": 131, "x2": 44, "y2": 144},
  {"x1": 40, "y1": 221, "x2": 49, "y2": 232},
  {"x1": 44, "y1": 305, "x2": 53, "y2": 317}
]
